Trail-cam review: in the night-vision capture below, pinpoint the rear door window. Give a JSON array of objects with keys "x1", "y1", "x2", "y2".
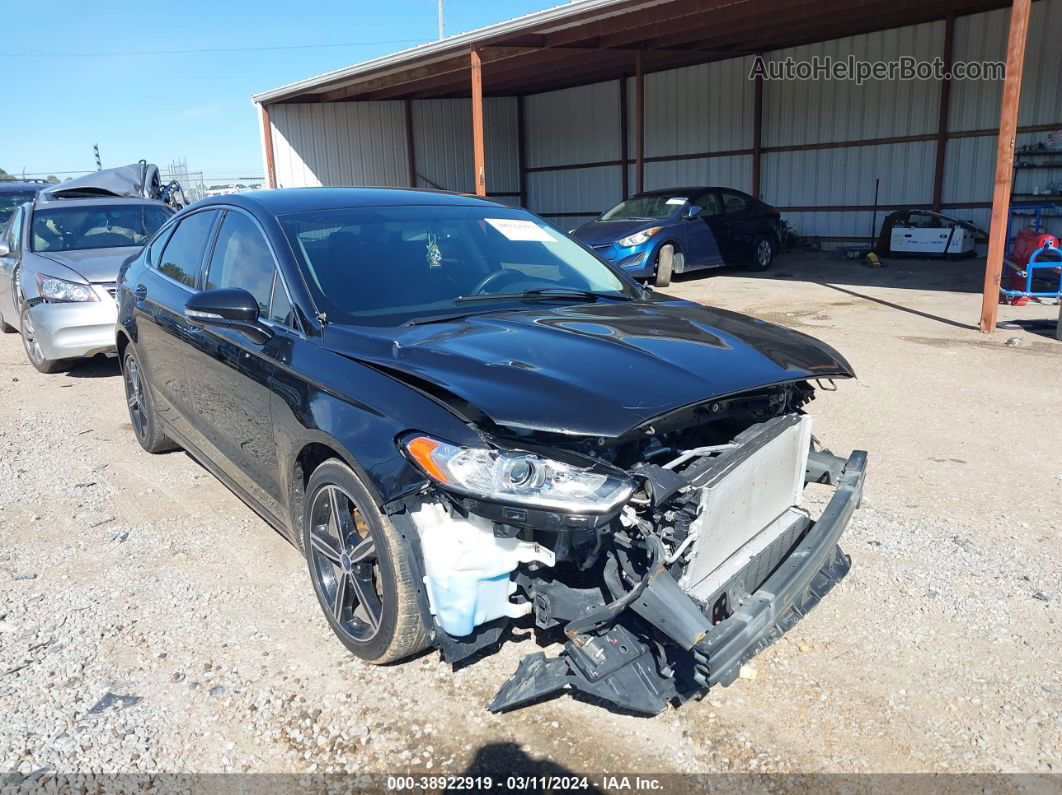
[
  {"x1": 156, "y1": 210, "x2": 218, "y2": 288},
  {"x1": 721, "y1": 191, "x2": 749, "y2": 214},
  {"x1": 693, "y1": 191, "x2": 723, "y2": 218}
]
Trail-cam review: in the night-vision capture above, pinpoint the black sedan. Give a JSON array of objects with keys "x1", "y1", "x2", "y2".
[{"x1": 116, "y1": 188, "x2": 866, "y2": 714}]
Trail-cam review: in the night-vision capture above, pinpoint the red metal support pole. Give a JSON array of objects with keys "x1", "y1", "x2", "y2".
[
  {"x1": 260, "y1": 104, "x2": 277, "y2": 189},
  {"x1": 470, "y1": 48, "x2": 487, "y2": 196},
  {"x1": 751, "y1": 56, "x2": 763, "y2": 198},
  {"x1": 980, "y1": 0, "x2": 1031, "y2": 333},
  {"x1": 405, "y1": 98, "x2": 417, "y2": 188},
  {"x1": 619, "y1": 76, "x2": 629, "y2": 199},
  {"x1": 635, "y1": 50, "x2": 645, "y2": 193},
  {"x1": 517, "y1": 95, "x2": 527, "y2": 207},
  {"x1": 932, "y1": 14, "x2": 955, "y2": 212}
]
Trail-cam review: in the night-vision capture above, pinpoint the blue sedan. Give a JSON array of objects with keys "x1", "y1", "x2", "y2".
[{"x1": 572, "y1": 186, "x2": 783, "y2": 287}]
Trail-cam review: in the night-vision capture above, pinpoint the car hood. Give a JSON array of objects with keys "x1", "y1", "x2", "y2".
[
  {"x1": 34, "y1": 247, "x2": 140, "y2": 283},
  {"x1": 321, "y1": 298, "x2": 855, "y2": 438},
  {"x1": 572, "y1": 219, "x2": 668, "y2": 246}
]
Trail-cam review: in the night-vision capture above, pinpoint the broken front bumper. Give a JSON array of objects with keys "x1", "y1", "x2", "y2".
[{"x1": 488, "y1": 449, "x2": 867, "y2": 715}]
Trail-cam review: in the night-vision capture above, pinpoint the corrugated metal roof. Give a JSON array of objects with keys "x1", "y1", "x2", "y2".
[
  {"x1": 252, "y1": 0, "x2": 665, "y2": 104},
  {"x1": 253, "y1": 0, "x2": 1012, "y2": 104}
]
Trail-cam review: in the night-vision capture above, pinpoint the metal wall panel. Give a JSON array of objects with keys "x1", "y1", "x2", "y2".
[
  {"x1": 539, "y1": 213, "x2": 599, "y2": 231},
  {"x1": 269, "y1": 101, "x2": 409, "y2": 188},
  {"x1": 950, "y1": 0, "x2": 1062, "y2": 132},
  {"x1": 641, "y1": 57, "x2": 755, "y2": 157},
  {"x1": 525, "y1": 81, "x2": 621, "y2": 168},
  {"x1": 764, "y1": 141, "x2": 936, "y2": 207},
  {"x1": 526, "y1": 166, "x2": 623, "y2": 215},
  {"x1": 411, "y1": 98, "x2": 519, "y2": 195},
  {"x1": 763, "y1": 21, "x2": 944, "y2": 147},
  {"x1": 270, "y1": 98, "x2": 519, "y2": 194},
  {"x1": 641, "y1": 155, "x2": 753, "y2": 194}
]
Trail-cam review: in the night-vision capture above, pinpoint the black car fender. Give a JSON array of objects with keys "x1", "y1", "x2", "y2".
[{"x1": 268, "y1": 345, "x2": 484, "y2": 531}]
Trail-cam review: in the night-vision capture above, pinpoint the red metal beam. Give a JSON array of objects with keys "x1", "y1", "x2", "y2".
[
  {"x1": 260, "y1": 104, "x2": 276, "y2": 189},
  {"x1": 932, "y1": 13, "x2": 956, "y2": 211},
  {"x1": 634, "y1": 51, "x2": 644, "y2": 193},
  {"x1": 470, "y1": 49, "x2": 486, "y2": 196},
  {"x1": 404, "y1": 98, "x2": 417, "y2": 188},
  {"x1": 980, "y1": 0, "x2": 1032, "y2": 333},
  {"x1": 752, "y1": 59, "x2": 763, "y2": 198},
  {"x1": 619, "y1": 76, "x2": 629, "y2": 199},
  {"x1": 517, "y1": 95, "x2": 528, "y2": 206}
]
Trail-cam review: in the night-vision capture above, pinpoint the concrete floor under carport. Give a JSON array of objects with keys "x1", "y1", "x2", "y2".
[{"x1": 663, "y1": 251, "x2": 1061, "y2": 526}]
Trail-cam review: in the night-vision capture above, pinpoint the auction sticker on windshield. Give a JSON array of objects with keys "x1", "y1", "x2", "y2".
[
  {"x1": 485, "y1": 218, "x2": 557, "y2": 242},
  {"x1": 665, "y1": 197, "x2": 689, "y2": 205}
]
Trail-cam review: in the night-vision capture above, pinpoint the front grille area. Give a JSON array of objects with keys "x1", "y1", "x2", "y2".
[
  {"x1": 740, "y1": 519, "x2": 808, "y2": 595},
  {"x1": 99, "y1": 282, "x2": 118, "y2": 300}
]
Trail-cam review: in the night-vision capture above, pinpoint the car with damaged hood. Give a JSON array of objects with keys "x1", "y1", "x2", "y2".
[
  {"x1": 116, "y1": 188, "x2": 866, "y2": 714},
  {"x1": 0, "y1": 164, "x2": 178, "y2": 372}
]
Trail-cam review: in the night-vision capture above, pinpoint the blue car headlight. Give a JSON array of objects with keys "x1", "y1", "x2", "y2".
[{"x1": 617, "y1": 226, "x2": 662, "y2": 247}]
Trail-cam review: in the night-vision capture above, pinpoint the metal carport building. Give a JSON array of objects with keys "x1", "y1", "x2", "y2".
[{"x1": 252, "y1": 0, "x2": 1062, "y2": 331}]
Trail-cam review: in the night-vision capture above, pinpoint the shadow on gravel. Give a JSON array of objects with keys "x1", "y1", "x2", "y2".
[
  {"x1": 461, "y1": 742, "x2": 602, "y2": 790},
  {"x1": 64, "y1": 354, "x2": 121, "y2": 379}
]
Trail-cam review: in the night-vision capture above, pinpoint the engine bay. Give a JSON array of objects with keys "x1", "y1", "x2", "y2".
[{"x1": 396, "y1": 382, "x2": 865, "y2": 713}]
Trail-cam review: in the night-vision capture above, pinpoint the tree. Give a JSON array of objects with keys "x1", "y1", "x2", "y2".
[{"x1": 46, "y1": 176, "x2": 59, "y2": 184}]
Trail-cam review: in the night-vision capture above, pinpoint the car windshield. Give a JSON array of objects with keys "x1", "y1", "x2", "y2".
[
  {"x1": 280, "y1": 205, "x2": 634, "y2": 326},
  {"x1": 0, "y1": 190, "x2": 37, "y2": 225},
  {"x1": 31, "y1": 204, "x2": 171, "y2": 252},
  {"x1": 600, "y1": 193, "x2": 689, "y2": 221}
]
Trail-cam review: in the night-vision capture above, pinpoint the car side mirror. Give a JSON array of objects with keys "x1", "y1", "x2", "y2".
[
  {"x1": 0, "y1": 242, "x2": 9, "y2": 257},
  {"x1": 185, "y1": 287, "x2": 273, "y2": 345},
  {"x1": 683, "y1": 206, "x2": 701, "y2": 220}
]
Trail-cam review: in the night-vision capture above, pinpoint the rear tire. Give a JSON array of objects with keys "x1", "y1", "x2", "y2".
[
  {"x1": 748, "y1": 235, "x2": 774, "y2": 271},
  {"x1": 20, "y1": 305, "x2": 69, "y2": 374},
  {"x1": 122, "y1": 347, "x2": 179, "y2": 453},
  {"x1": 654, "y1": 244, "x2": 675, "y2": 287},
  {"x1": 303, "y1": 459, "x2": 430, "y2": 664}
]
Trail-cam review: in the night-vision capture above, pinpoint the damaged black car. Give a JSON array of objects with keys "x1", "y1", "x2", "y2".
[{"x1": 116, "y1": 188, "x2": 866, "y2": 714}]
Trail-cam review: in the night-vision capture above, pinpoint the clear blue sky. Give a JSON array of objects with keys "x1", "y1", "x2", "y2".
[{"x1": 1, "y1": 0, "x2": 560, "y2": 180}]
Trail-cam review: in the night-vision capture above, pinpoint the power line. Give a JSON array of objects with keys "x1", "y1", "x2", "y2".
[{"x1": 0, "y1": 38, "x2": 425, "y2": 58}]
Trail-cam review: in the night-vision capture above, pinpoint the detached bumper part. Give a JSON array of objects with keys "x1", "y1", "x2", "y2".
[{"x1": 489, "y1": 450, "x2": 866, "y2": 715}]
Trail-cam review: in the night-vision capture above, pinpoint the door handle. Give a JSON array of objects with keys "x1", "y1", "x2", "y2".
[{"x1": 133, "y1": 284, "x2": 148, "y2": 306}]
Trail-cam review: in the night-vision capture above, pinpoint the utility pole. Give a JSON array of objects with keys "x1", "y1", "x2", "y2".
[
  {"x1": 93, "y1": 144, "x2": 102, "y2": 171},
  {"x1": 438, "y1": 0, "x2": 444, "y2": 39}
]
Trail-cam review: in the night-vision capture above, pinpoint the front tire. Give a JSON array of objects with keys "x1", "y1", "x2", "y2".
[
  {"x1": 20, "y1": 305, "x2": 69, "y2": 374},
  {"x1": 654, "y1": 244, "x2": 675, "y2": 287},
  {"x1": 748, "y1": 235, "x2": 774, "y2": 271},
  {"x1": 122, "y1": 347, "x2": 178, "y2": 453},
  {"x1": 303, "y1": 460, "x2": 430, "y2": 664},
  {"x1": 0, "y1": 312, "x2": 15, "y2": 333}
]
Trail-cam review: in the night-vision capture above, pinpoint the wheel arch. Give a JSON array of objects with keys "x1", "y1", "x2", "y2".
[{"x1": 654, "y1": 239, "x2": 684, "y2": 271}]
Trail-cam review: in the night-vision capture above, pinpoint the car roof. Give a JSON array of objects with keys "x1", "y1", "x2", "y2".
[
  {"x1": 633, "y1": 187, "x2": 748, "y2": 196},
  {"x1": 189, "y1": 187, "x2": 504, "y2": 215},
  {"x1": 33, "y1": 196, "x2": 172, "y2": 210},
  {"x1": 0, "y1": 182, "x2": 44, "y2": 192}
]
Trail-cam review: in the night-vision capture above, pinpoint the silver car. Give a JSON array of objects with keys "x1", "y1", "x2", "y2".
[{"x1": 0, "y1": 196, "x2": 172, "y2": 372}]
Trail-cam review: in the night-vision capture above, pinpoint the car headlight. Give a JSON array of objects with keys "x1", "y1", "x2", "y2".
[
  {"x1": 617, "y1": 226, "x2": 662, "y2": 247},
  {"x1": 36, "y1": 274, "x2": 98, "y2": 303},
  {"x1": 404, "y1": 435, "x2": 634, "y2": 513}
]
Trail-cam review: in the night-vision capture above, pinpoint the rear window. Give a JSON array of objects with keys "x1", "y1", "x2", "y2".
[
  {"x1": 0, "y1": 190, "x2": 36, "y2": 225},
  {"x1": 32, "y1": 204, "x2": 171, "y2": 252}
]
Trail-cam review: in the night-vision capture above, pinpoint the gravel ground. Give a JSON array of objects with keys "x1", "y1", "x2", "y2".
[{"x1": 1, "y1": 255, "x2": 1059, "y2": 781}]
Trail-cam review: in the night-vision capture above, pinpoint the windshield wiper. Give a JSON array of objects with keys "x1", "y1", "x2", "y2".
[{"x1": 454, "y1": 288, "x2": 629, "y2": 305}]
